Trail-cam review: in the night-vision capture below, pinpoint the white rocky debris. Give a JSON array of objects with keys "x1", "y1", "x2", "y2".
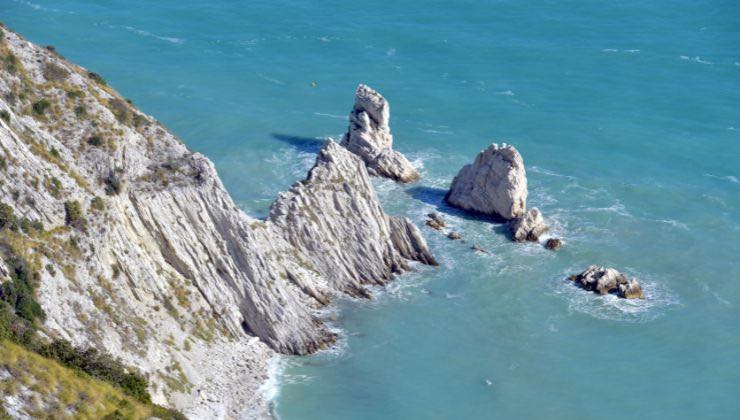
[
  {"x1": 341, "y1": 84, "x2": 420, "y2": 183},
  {"x1": 509, "y1": 207, "x2": 549, "y2": 242},
  {"x1": 0, "y1": 26, "x2": 436, "y2": 416},
  {"x1": 569, "y1": 265, "x2": 645, "y2": 299},
  {"x1": 445, "y1": 143, "x2": 528, "y2": 220}
]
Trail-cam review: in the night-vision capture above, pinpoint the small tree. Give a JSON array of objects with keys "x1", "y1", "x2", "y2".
[
  {"x1": 104, "y1": 171, "x2": 122, "y2": 195},
  {"x1": 32, "y1": 99, "x2": 51, "y2": 115},
  {"x1": 0, "y1": 203, "x2": 15, "y2": 229},
  {"x1": 64, "y1": 200, "x2": 87, "y2": 231}
]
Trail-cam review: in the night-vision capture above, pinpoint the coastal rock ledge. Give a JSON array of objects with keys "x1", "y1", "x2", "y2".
[
  {"x1": 341, "y1": 84, "x2": 420, "y2": 183},
  {"x1": 445, "y1": 143, "x2": 527, "y2": 220},
  {"x1": 569, "y1": 266, "x2": 645, "y2": 299}
]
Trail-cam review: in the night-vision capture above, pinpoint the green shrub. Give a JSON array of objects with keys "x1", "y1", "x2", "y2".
[
  {"x1": 46, "y1": 176, "x2": 62, "y2": 198},
  {"x1": 30, "y1": 219, "x2": 44, "y2": 231},
  {"x1": 0, "y1": 254, "x2": 172, "y2": 413},
  {"x1": 42, "y1": 62, "x2": 68, "y2": 81},
  {"x1": 88, "y1": 135, "x2": 104, "y2": 147},
  {"x1": 0, "y1": 203, "x2": 15, "y2": 229},
  {"x1": 0, "y1": 256, "x2": 45, "y2": 324},
  {"x1": 64, "y1": 200, "x2": 87, "y2": 231},
  {"x1": 74, "y1": 105, "x2": 87, "y2": 117},
  {"x1": 150, "y1": 406, "x2": 188, "y2": 420},
  {"x1": 111, "y1": 262, "x2": 121, "y2": 279},
  {"x1": 91, "y1": 196, "x2": 105, "y2": 212},
  {"x1": 104, "y1": 171, "x2": 122, "y2": 195},
  {"x1": 0, "y1": 110, "x2": 9, "y2": 123},
  {"x1": 3, "y1": 53, "x2": 19, "y2": 74},
  {"x1": 88, "y1": 71, "x2": 107, "y2": 85},
  {"x1": 32, "y1": 99, "x2": 51, "y2": 115},
  {"x1": 37, "y1": 339, "x2": 152, "y2": 403},
  {"x1": 0, "y1": 155, "x2": 6, "y2": 170}
]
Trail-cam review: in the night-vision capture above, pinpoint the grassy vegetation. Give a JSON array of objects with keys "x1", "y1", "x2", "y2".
[
  {"x1": 0, "y1": 221, "x2": 184, "y2": 418},
  {"x1": 0, "y1": 340, "x2": 184, "y2": 419},
  {"x1": 87, "y1": 71, "x2": 106, "y2": 86}
]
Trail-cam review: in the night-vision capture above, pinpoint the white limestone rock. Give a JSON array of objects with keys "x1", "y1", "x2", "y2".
[
  {"x1": 269, "y1": 141, "x2": 436, "y2": 298},
  {"x1": 341, "y1": 84, "x2": 419, "y2": 183},
  {"x1": 509, "y1": 207, "x2": 549, "y2": 242},
  {"x1": 0, "y1": 26, "x2": 436, "y2": 416},
  {"x1": 569, "y1": 266, "x2": 645, "y2": 299},
  {"x1": 445, "y1": 143, "x2": 527, "y2": 220}
]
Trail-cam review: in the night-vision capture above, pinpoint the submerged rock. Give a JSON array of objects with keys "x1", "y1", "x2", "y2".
[
  {"x1": 569, "y1": 265, "x2": 645, "y2": 299},
  {"x1": 544, "y1": 238, "x2": 563, "y2": 250},
  {"x1": 447, "y1": 231, "x2": 462, "y2": 240},
  {"x1": 445, "y1": 143, "x2": 527, "y2": 219},
  {"x1": 509, "y1": 208, "x2": 549, "y2": 242},
  {"x1": 471, "y1": 244, "x2": 489, "y2": 254},
  {"x1": 341, "y1": 84, "x2": 419, "y2": 183},
  {"x1": 425, "y1": 212, "x2": 446, "y2": 230}
]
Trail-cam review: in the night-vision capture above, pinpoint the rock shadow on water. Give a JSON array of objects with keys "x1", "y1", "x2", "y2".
[
  {"x1": 405, "y1": 185, "x2": 509, "y2": 225},
  {"x1": 271, "y1": 133, "x2": 325, "y2": 154}
]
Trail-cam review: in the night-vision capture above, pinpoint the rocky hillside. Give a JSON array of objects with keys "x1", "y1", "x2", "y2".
[{"x1": 0, "y1": 23, "x2": 435, "y2": 417}]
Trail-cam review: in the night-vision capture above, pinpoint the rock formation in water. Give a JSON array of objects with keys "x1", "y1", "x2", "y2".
[
  {"x1": 269, "y1": 140, "x2": 437, "y2": 300},
  {"x1": 0, "y1": 25, "x2": 435, "y2": 417},
  {"x1": 509, "y1": 208, "x2": 549, "y2": 242},
  {"x1": 544, "y1": 237, "x2": 563, "y2": 250},
  {"x1": 340, "y1": 84, "x2": 420, "y2": 183},
  {"x1": 445, "y1": 143, "x2": 527, "y2": 220},
  {"x1": 425, "y1": 212, "x2": 446, "y2": 230},
  {"x1": 569, "y1": 266, "x2": 645, "y2": 299},
  {"x1": 446, "y1": 143, "x2": 556, "y2": 244}
]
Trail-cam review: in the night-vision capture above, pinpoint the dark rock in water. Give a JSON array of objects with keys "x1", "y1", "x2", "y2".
[
  {"x1": 471, "y1": 244, "x2": 489, "y2": 254},
  {"x1": 544, "y1": 238, "x2": 562, "y2": 250},
  {"x1": 569, "y1": 265, "x2": 644, "y2": 299},
  {"x1": 425, "y1": 212, "x2": 446, "y2": 230},
  {"x1": 447, "y1": 231, "x2": 462, "y2": 240},
  {"x1": 509, "y1": 207, "x2": 549, "y2": 242}
]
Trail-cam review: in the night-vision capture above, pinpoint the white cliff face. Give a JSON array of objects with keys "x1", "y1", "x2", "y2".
[
  {"x1": 340, "y1": 84, "x2": 420, "y2": 183},
  {"x1": 270, "y1": 141, "x2": 436, "y2": 298},
  {"x1": 0, "y1": 25, "x2": 435, "y2": 415},
  {"x1": 445, "y1": 143, "x2": 528, "y2": 220}
]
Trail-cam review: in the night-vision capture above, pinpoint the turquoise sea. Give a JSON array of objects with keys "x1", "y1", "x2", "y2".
[{"x1": 3, "y1": 1, "x2": 739, "y2": 418}]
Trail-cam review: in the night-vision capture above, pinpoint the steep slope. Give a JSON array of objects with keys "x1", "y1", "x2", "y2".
[
  {"x1": 0, "y1": 340, "x2": 176, "y2": 419},
  {"x1": 0, "y1": 23, "x2": 435, "y2": 415}
]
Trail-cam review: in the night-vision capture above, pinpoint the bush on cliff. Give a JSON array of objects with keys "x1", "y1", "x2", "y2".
[{"x1": 64, "y1": 200, "x2": 87, "y2": 231}]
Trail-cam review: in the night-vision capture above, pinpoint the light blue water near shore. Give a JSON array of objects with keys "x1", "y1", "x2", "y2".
[{"x1": 3, "y1": 0, "x2": 740, "y2": 418}]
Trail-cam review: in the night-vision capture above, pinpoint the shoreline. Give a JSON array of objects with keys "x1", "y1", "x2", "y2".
[{"x1": 178, "y1": 337, "x2": 275, "y2": 419}]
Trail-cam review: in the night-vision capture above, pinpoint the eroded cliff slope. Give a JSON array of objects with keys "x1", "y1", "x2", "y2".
[{"x1": 0, "y1": 24, "x2": 434, "y2": 416}]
